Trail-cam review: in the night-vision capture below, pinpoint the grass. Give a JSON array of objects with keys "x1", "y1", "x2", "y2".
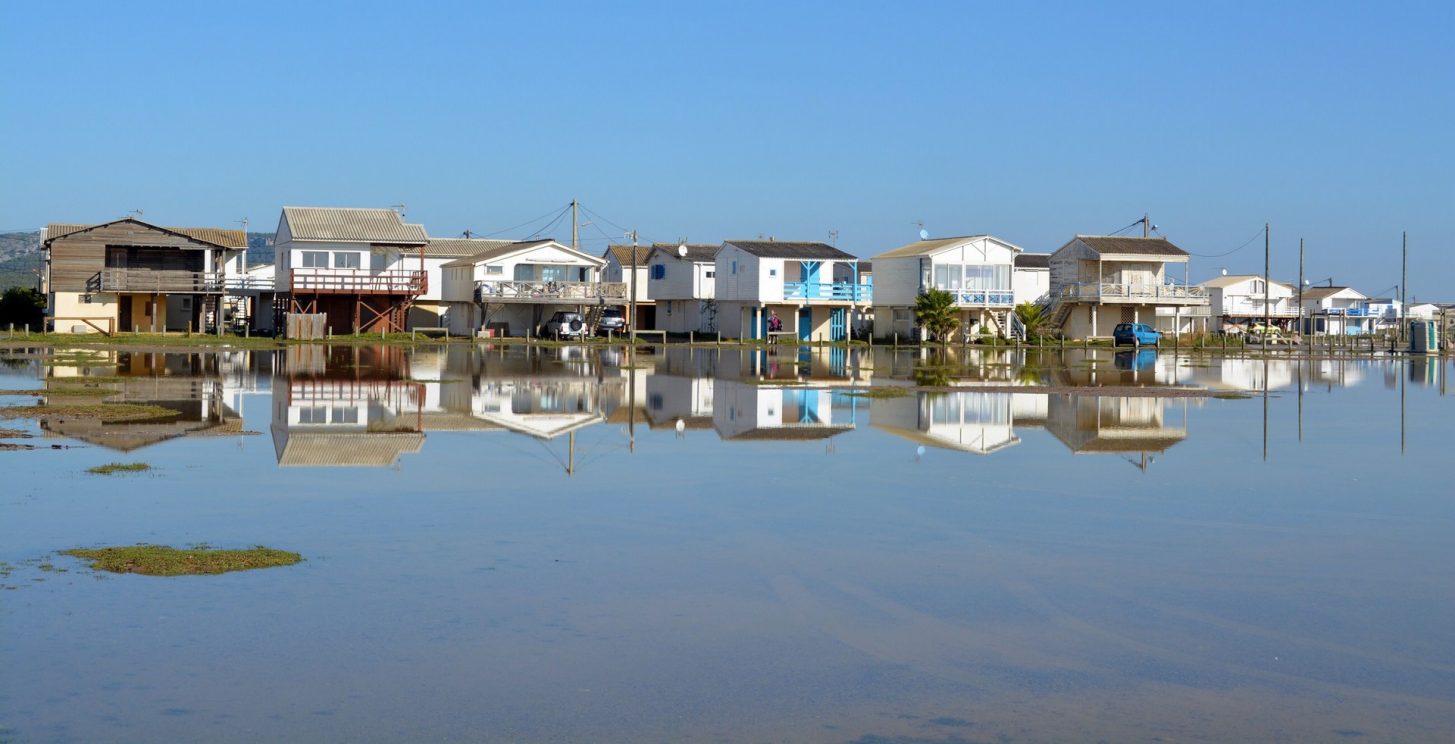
[
  {"x1": 0, "y1": 385, "x2": 116, "y2": 397},
  {"x1": 87, "y1": 462, "x2": 151, "y2": 475},
  {"x1": 844, "y1": 387, "x2": 911, "y2": 399},
  {"x1": 60, "y1": 545, "x2": 303, "y2": 576},
  {"x1": 0, "y1": 402, "x2": 176, "y2": 421}
]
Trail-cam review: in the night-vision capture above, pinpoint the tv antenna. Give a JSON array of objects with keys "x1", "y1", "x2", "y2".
[
  {"x1": 915, "y1": 220, "x2": 928, "y2": 240},
  {"x1": 391, "y1": 203, "x2": 407, "y2": 218},
  {"x1": 829, "y1": 229, "x2": 839, "y2": 246}
]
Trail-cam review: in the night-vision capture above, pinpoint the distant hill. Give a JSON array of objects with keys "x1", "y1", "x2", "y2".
[{"x1": 0, "y1": 230, "x2": 277, "y2": 289}]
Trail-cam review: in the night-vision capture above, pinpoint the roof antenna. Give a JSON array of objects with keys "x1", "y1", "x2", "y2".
[
  {"x1": 463, "y1": 229, "x2": 473, "y2": 238},
  {"x1": 915, "y1": 220, "x2": 928, "y2": 241},
  {"x1": 829, "y1": 229, "x2": 839, "y2": 246},
  {"x1": 391, "y1": 203, "x2": 407, "y2": 219},
  {"x1": 127, "y1": 209, "x2": 144, "y2": 220}
]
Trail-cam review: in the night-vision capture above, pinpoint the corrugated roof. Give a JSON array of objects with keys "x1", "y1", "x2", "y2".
[
  {"x1": 281, "y1": 207, "x2": 428, "y2": 244},
  {"x1": 45, "y1": 220, "x2": 247, "y2": 249},
  {"x1": 1075, "y1": 236, "x2": 1188, "y2": 257},
  {"x1": 1301, "y1": 286, "x2": 1365, "y2": 300},
  {"x1": 1199, "y1": 274, "x2": 1294, "y2": 290},
  {"x1": 439, "y1": 239, "x2": 558, "y2": 269},
  {"x1": 873, "y1": 235, "x2": 984, "y2": 259},
  {"x1": 425, "y1": 238, "x2": 514, "y2": 258},
  {"x1": 1014, "y1": 253, "x2": 1050, "y2": 269},
  {"x1": 646, "y1": 243, "x2": 721, "y2": 263},
  {"x1": 273, "y1": 430, "x2": 425, "y2": 467},
  {"x1": 726, "y1": 240, "x2": 856, "y2": 260}
]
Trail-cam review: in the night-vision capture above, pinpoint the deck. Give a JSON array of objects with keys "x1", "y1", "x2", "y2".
[
  {"x1": 87, "y1": 269, "x2": 224, "y2": 294},
  {"x1": 1059, "y1": 282, "x2": 1208, "y2": 304},
  {"x1": 289, "y1": 270, "x2": 426, "y2": 295},
  {"x1": 474, "y1": 280, "x2": 627, "y2": 303}
]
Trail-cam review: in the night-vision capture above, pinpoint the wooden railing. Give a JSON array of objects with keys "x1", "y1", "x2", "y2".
[
  {"x1": 88, "y1": 269, "x2": 224, "y2": 293},
  {"x1": 1059, "y1": 282, "x2": 1208, "y2": 303},
  {"x1": 474, "y1": 280, "x2": 627, "y2": 302},
  {"x1": 290, "y1": 270, "x2": 426, "y2": 295}
]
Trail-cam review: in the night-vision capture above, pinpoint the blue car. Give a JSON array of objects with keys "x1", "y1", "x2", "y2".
[{"x1": 1113, "y1": 322, "x2": 1161, "y2": 347}]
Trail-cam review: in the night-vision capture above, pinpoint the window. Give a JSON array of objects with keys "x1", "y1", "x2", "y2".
[
  {"x1": 301, "y1": 251, "x2": 329, "y2": 268},
  {"x1": 705, "y1": 270, "x2": 715, "y2": 278},
  {"x1": 651, "y1": 264, "x2": 666, "y2": 280},
  {"x1": 370, "y1": 251, "x2": 389, "y2": 272},
  {"x1": 334, "y1": 252, "x2": 361, "y2": 269},
  {"x1": 299, "y1": 407, "x2": 328, "y2": 424},
  {"x1": 485, "y1": 265, "x2": 504, "y2": 275},
  {"x1": 769, "y1": 268, "x2": 777, "y2": 277},
  {"x1": 330, "y1": 408, "x2": 359, "y2": 424},
  {"x1": 731, "y1": 261, "x2": 737, "y2": 274}
]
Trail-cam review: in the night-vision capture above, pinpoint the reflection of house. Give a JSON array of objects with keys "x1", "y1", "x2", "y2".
[
  {"x1": 441, "y1": 239, "x2": 619, "y2": 337},
  {"x1": 270, "y1": 345, "x2": 425, "y2": 466},
  {"x1": 1046, "y1": 395, "x2": 1188, "y2": 458},
  {"x1": 1048, "y1": 236, "x2": 1208, "y2": 338},
  {"x1": 42, "y1": 218, "x2": 246, "y2": 335},
  {"x1": 871, "y1": 235, "x2": 1022, "y2": 341},
  {"x1": 464, "y1": 378, "x2": 615, "y2": 439},
  {"x1": 1186, "y1": 358, "x2": 1294, "y2": 392},
  {"x1": 274, "y1": 207, "x2": 430, "y2": 334},
  {"x1": 1199, "y1": 275, "x2": 1298, "y2": 332},
  {"x1": 714, "y1": 240, "x2": 869, "y2": 341},
  {"x1": 872, "y1": 392, "x2": 1020, "y2": 454},
  {"x1": 645, "y1": 243, "x2": 720, "y2": 334},
  {"x1": 712, "y1": 380, "x2": 855, "y2": 441},
  {"x1": 40, "y1": 353, "x2": 243, "y2": 450},
  {"x1": 644, "y1": 373, "x2": 714, "y2": 430}
]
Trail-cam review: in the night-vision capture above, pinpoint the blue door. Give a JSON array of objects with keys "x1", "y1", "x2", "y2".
[
  {"x1": 830, "y1": 307, "x2": 846, "y2": 341},
  {"x1": 798, "y1": 307, "x2": 813, "y2": 340}
]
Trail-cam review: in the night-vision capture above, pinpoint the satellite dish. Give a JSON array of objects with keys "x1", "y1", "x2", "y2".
[
  {"x1": 1221, "y1": 268, "x2": 1228, "y2": 276},
  {"x1": 918, "y1": 228, "x2": 929, "y2": 240},
  {"x1": 677, "y1": 243, "x2": 688, "y2": 257}
]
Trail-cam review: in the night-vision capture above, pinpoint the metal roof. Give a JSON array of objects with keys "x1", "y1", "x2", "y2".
[
  {"x1": 1073, "y1": 236, "x2": 1188, "y2": 257},
  {"x1": 725, "y1": 240, "x2": 856, "y2": 260},
  {"x1": 281, "y1": 207, "x2": 428, "y2": 245},
  {"x1": 44, "y1": 220, "x2": 247, "y2": 249},
  {"x1": 424, "y1": 238, "x2": 514, "y2": 258}
]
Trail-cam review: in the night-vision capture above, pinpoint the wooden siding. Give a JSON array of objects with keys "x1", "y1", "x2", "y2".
[{"x1": 48, "y1": 222, "x2": 218, "y2": 292}]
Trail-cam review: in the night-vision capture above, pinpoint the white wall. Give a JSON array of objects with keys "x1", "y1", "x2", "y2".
[{"x1": 1013, "y1": 268, "x2": 1049, "y2": 305}]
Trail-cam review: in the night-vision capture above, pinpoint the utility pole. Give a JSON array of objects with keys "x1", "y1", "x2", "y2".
[
  {"x1": 1142, "y1": 213, "x2": 1150, "y2": 238},
  {"x1": 1264, "y1": 222, "x2": 1271, "y2": 333},
  {"x1": 571, "y1": 200, "x2": 579, "y2": 252},
  {"x1": 1298, "y1": 237, "x2": 1304, "y2": 336},
  {"x1": 1401, "y1": 231, "x2": 1408, "y2": 344},
  {"x1": 629, "y1": 229, "x2": 639, "y2": 342}
]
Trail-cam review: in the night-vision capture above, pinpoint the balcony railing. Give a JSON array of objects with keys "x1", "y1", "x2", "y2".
[
  {"x1": 782, "y1": 282, "x2": 873, "y2": 302},
  {"x1": 928, "y1": 287, "x2": 1014, "y2": 306},
  {"x1": 474, "y1": 280, "x2": 627, "y2": 303},
  {"x1": 226, "y1": 276, "x2": 276, "y2": 292},
  {"x1": 290, "y1": 270, "x2": 426, "y2": 295},
  {"x1": 1059, "y1": 282, "x2": 1208, "y2": 303},
  {"x1": 87, "y1": 269, "x2": 224, "y2": 293}
]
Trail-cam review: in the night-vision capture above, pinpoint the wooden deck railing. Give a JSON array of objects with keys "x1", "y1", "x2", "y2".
[
  {"x1": 87, "y1": 269, "x2": 224, "y2": 293},
  {"x1": 474, "y1": 280, "x2": 627, "y2": 303},
  {"x1": 1059, "y1": 282, "x2": 1208, "y2": 303},
  {"x1": 290, "y1": 270, "x2": 426, "y2": 295}
]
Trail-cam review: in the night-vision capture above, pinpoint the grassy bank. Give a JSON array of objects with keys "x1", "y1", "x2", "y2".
[{"x1": 61, "y1": 545, "x2": 303, "y2": 576}]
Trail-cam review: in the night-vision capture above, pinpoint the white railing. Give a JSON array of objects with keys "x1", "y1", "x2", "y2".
[
  {"x1": 290, "y1": 269, "x2": 426, "y2": 294},
  {"x1": 475, "y1": 280, "x2": 628, "y2": 302},
  {"x1": 1059, "y1": 282, "x2": 1208, "y2": 302},
  {"x1": 226, "y1": 276, "x2": 276, "y2": 291}
]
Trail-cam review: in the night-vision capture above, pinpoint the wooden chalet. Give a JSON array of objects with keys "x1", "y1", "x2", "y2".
[
  {"x1": 42, "y1": 218, "x2": 246, "y2": 334},
  {"x1": 274, "y1": 207, "x2": 430, "y2": 334}
]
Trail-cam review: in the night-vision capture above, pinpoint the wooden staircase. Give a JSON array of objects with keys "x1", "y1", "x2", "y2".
[{"x1": 583, "y1": 305, "x2": 605, "y2": 336}]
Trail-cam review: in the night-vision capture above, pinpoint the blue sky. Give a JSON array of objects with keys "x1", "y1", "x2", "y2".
[{"x1": 2, "y1": 1, "x2": 1452, "y2": 296}]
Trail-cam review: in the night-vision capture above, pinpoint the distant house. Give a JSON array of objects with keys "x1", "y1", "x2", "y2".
[
  {"x1": 870, "y1": 235, "x2": 1022, "y2": 341},
  {"x1": 714, "y1": 240, "x2": 869, "y2": 341},
  {"x1": 42, "y1": 218, "x2": 246, "y2": 334},
  {"x1": 603, "y1": 244, "x2": 656, "y2": 329},
  {"x1": 274, "y1": 207, "x2": 430, "y2": 335},
  {"x1": 1298, "y1": 286, "x2": 1370, "y2": 335},
  {"x1": 1013, "y1": 252, "x2": 1051, "y2": 306},
  {"x1": 1199, "y1": 274, "x2": 1298, "y2": 332},
  {"x1": 1047, "y1": 235, "x2": 1208, "y2": 338},
  {"x1": 645, "y1": 243, "x2": 720, "y2": 334},
  {"x1": 440, "y1": 239, "x2": 617, "y2": 336}
]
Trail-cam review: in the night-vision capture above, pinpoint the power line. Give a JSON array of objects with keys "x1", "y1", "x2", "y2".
[
  {"x1": 477, "y1": 204, "x2": 571, "y2": 238},
  {"x1": 1185, "y1": 227, "x2": 1268, "y2": 258},
  {"x1": 524, "y1": 205, "x2": 572, "y2": 240}
]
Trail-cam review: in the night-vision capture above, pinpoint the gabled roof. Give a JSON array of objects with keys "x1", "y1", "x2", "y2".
[
  {"x1": 1071, "y1": 235, "x2": 1189, "y2": 257},
  {"x1": 645, "y1": 243, "x2": 720, "y2": 263},
  {"x1": 1301, "y1": 286, "x2": 1366, "y2": 301},
  {"x1": 1014, "y1": 252, "x2": 1050, "y2": 269},
  {"x1": 1198, "y1": 274, "x2": 1294, "y2": 290},
  {"x1": 440, "y1": 239, "x2": 604, "y2": 269},
  {"x1": 425, "y1": 238, "x2": 514, "y2": 258},
  {"x1": 280, "y1": 207, "x2": 428, "y2": 245},
  {"x1": 872, "y1": 234, "x2": 1023, "y2": 260},
  {"x1": 725, "y1": 240, "x2": 856, "y2": 260},
  {"x1": 44, "y1": 219, "x2": 246, "y2": 249}
]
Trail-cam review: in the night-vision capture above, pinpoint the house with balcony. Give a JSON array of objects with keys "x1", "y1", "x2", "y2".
[
  {"x1": 603, "y1": 244, "x2": 657, "y2": 329},
  {"x1": 645, "y1": 243, "x2": 720, "y2": 334},
  {"x1": 41, "y1": 218, "x2": 245, "y2": 334},
  {"x1": 1299, "y1": 286, "x2": 1370, "y2": 335},
  {"x1": 714, "y1": 240, "x2": 870, "y2": 341},
  {"x1": 1047, "y1": 235, "x2": 1208, "y2": 338},
  {"x1": 870, "y1": 235, "x2": 1022, "y2": 341},
  {"x1": 1199, "y1": 275, "x2": 1298, "y2": 333},
  {"x1": 440, "y1": 239, "x2": 618, "y2": 336},
  {"x1": 274, "y1": 207, "x2": 429, "y2": 335}
]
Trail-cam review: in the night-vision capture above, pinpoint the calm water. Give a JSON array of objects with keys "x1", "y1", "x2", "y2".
[{"x1": 2, "y1": 344, "x2": 1453, "y2": 743}]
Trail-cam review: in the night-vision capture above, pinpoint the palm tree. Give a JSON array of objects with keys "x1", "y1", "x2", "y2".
[
  {"x1": 1014, "y1": 302, "x2": 1051, "y2": 341},
  {"x1": 915, "y1": 289, "x2": 960, "y2": 344}
]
